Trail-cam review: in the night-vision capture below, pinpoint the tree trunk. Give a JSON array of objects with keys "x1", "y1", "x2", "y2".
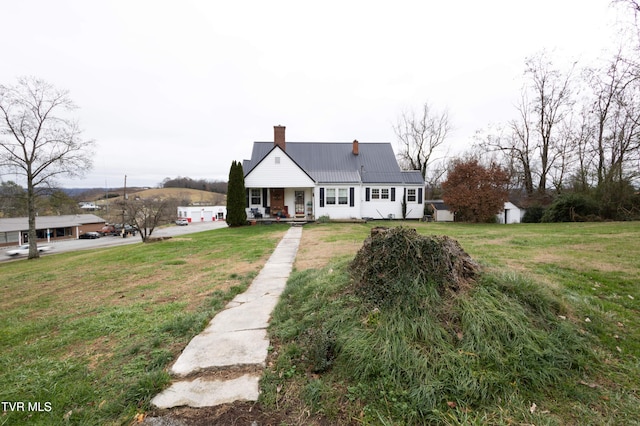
[{"x1": 27, "y1": 178, "x2": 39, "y2": 259}]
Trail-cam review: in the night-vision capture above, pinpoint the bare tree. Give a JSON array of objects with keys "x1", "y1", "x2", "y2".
[
  {"x1": 0, "y1": 77, "x2": 94, "y2": 258},
  {"x1": 509, "y1": 92, "x2": 537, "y2": 195},
  {"x1": 475, "y1": 102, "x2": 536, "y2": 196},
  {"x1": 524, "y1": 52, "x2": 575, "y2": 195},
  {"x1": 613, "y1": 0, "x2": 640, "y2": 42},
  {"x1": 585, "y1": 51, "x2": 639, "y2": 186},
  {"x1": 561, "y1": 104, "x2": 596, "y2": 192},
  {"x1": 393, "y1": 102, "x2": 451, "y2": 180},
  {"x1": 124, "y1": 197, "x2": 179, "y2": 242}
]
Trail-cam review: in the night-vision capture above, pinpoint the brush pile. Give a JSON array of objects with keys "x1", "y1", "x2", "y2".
[{"x1": 349, "y1": 227, "x2": 479, "y2": 307}]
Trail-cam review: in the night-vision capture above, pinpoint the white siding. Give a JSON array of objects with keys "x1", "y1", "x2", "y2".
[
  {"x1": 360, "y1": 186, "x2": 424, "y2": 219},
  {"x1": 403, "y1": 187, "x2": 424, "y2": 219},
  {"x1": 177, "y1": 206, "x2": 226, "y2": 222},
  {"x1": 316, "y1": 185, "x2": 361, "y2": 220},
  {"x1": 434, "y1": 209, "x2": 454, "y2": 222},
  {"x1": 497, "y1": 202, "x2": 525, "y2": 224},
  {"x1": 245, "y1": 147, "x2": 315, "y2": 188}
]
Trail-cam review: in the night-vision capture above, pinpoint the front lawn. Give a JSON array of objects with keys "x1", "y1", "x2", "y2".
[{"x1": 0, "y1": 225, "x2": 286, "y2": 425}]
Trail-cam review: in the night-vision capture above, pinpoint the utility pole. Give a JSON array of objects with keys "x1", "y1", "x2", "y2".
[
  {"x1": 122, "y1": 174, "x2": 127, "y2": 238},
  {"x1": 105, "y1": 179, "x2": 109, "y2": 218}
]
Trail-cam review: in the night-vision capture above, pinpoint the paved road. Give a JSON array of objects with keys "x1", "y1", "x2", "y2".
[{"x1": 0, "y1": 220, "x2": 228, "y2": 262}]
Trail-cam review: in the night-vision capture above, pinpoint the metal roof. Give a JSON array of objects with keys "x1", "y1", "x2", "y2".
[
  {"x1": 243, "y1": 142, "x2": 425, "y2": 185},
  {"x1": 401, "y1": 170, "x2": 425, "y2": 184},
  {"x1": 426, "y1": 200, "x2": 451, "y2": 211},
  {"x1": 0, "y1": 214, "x2": 106, "y2": 233}
]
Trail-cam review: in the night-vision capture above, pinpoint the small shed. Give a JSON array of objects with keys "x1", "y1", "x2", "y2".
[
  {"x1": 428, "y1": 200, "x2": 455, "y2": 222},
  {"x1": 497, "y1": 201, "x2": 526, "y2": 224},
  {"x1": 177, "y1": 206, "x2": 227, "y2": 222}
]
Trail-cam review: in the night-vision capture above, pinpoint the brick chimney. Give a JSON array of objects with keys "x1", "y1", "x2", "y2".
[
  {"x1": 352, "y1": 139, "x2": 359, "y2": 155},
  {"x1": 274, "y1": 125, "x2": 286, "y2": 151}
]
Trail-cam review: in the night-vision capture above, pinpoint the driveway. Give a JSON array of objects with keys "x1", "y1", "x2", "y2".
[{"x1": 0, "y1": 220, "x2": 228, "y2": 261}]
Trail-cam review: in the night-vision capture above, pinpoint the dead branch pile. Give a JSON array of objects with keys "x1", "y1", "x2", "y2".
[{"x1": 349, "y1": 227, "x2": 480, "y2": 308}]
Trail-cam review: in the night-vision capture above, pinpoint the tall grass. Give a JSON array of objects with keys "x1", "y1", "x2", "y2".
[{"x1": 264, "y1": 222, "x2": 640, "y2": 425}]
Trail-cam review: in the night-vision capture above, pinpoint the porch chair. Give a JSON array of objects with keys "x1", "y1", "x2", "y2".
[{"x1": 250, "y1": 208, "x2": 263, "y2": 219}]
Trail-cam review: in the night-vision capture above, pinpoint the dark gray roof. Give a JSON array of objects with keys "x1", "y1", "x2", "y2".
[
  {"x1": 243, "y1": 142, "x2": 424, "y2": 185},
  {"x1": 0, "y1": 214, "x2": 106, "y2": 233},
  {"x1": 401, "y1": 170, "x2": 424, "y2": 184},
  {"x1": 427, "y1": 200, "x2": 451, "y2": 211}
]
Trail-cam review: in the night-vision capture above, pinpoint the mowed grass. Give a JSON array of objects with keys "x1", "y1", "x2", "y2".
[
  {"x1": 266, "y1": 221, "x2": 640, "y2": 425},
  {"x1": 0, "y1": 225, "x2": 286, "y2": 425}
]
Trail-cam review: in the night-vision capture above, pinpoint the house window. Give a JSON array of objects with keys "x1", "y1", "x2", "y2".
[
  {"x1": 275, "y1": 156, "x2": 281, "y2": 164},
  {"x1": 326, "y1": 188, "x2": 336, "y2": 205},
  {"x1": 321, "y1": 187, "x2": 352, "y2": 206},
  {"x1": 338, "y1": 188, "x2": 348, "y2": 205},
  {"x1": 250, "y1": 189, "x2": 261, "y2": 205},
  {"x1": 368, "y1": 187, "x2": 391, "y2": 201},
  {"x1": 407, "y1": 189, "x2": 416, "y2": 202}
]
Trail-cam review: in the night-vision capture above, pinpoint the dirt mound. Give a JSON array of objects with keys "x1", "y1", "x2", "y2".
[{"x1": 349, "y1": 227, "x2": 479, "y2": 307}]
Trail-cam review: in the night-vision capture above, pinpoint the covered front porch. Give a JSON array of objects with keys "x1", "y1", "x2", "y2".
[{"x1": 246, "y1": 187, "x2": 314, "y2": 220}]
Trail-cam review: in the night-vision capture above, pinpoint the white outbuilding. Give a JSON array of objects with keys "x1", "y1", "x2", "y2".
[
  {"x1": 177, "y1": 206, "x2": 227, "y2": 223},
  {"x1": 496, "y1": 201, "x2": 526, "y2": 224}
]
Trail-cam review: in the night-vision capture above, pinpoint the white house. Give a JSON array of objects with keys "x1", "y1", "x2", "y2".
[
  {"x1": 242, "y1": 126, "x2": 425, "y2": 221},
  {"x1": 177, "y1": 205, "x2": 227, "y2": 222}
]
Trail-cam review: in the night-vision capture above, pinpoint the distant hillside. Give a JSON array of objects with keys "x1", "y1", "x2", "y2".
[
  {"x1": 95, "y1": 188, "x2": 226, "y2": 207},
  {"x1": 133, "y1": 188, "x2": 226, "y2": 205}
]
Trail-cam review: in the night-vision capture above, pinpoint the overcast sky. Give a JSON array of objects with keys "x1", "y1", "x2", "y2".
[{"x1": 1, "y1": 1, "x2": 626, "y2": 188}]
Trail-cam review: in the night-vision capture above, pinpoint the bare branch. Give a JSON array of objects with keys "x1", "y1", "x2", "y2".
[
  {"x1": 393, "y1": 102, "x2": 451, "y2": 180},
  {"x1": 0, "y1": 76, "x2": 95, "y2": 258}
]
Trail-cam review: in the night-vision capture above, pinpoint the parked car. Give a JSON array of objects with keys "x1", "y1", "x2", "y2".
[
  {"x1": 175, "y1": 219, "x2": 189, "y2": 226},
  {"x1": 5, "y1": 244, "x2": 52, "y2": 256},
  {"x1": 79, "y1": 231, "x2": 101, "y2": 239},
  {"x1": 100, "y1": 224, "x2": 137, "y2": 236}
]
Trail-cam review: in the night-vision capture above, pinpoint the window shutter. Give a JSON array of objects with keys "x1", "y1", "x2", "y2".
[
  {"x1": 262, "y1": 188, "x2": 268, "y2": 208},
  {"x1": 319, "y1": 188, "x2": 325, "y2": 207},
  {"x1": 365, "y1": 187, "x2": 370, "y2": 201},
  {"x1": 245, "y1": 189, "x2": 249, "y2": 208},
  {"x1": 349, "y1": 187, "x2": 355, "y2": 207},
  {"x1": 391, "y1": 187, "x2": 396, "y2": 202},
  {"x1": 418, "y1": 188, "x2": 423, "y2": 204}
]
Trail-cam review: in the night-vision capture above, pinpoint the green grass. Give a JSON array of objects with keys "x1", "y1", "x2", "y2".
[
  {"x1": 263, "y1": 221, "x2": 640, "y2": 425},
  {"x1": 1, "y1": 221, "x2": 639, "y2": 425},
  {"x1": 0, "y1": 225, "x2": 286, "y2": 425}
]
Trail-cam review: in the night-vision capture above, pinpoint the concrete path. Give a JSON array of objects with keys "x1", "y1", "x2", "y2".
[{"x1": 151, "y1": 225, "x2": 302, "y2": 409}]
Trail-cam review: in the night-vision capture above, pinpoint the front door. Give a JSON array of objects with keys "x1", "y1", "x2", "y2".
[
  {"x1": 295, "y1": 191, "x2": 305, "y2": 215},
  {"x1": 270, "y1": 188, "x2": 284, "y2": 216}
]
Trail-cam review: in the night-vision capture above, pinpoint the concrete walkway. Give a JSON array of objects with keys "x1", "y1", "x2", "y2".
[{"x1": 151, "y1": 225, "x2": 302, "y2": 409}]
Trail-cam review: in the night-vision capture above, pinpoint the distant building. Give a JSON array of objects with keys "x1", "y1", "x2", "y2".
[
  {"x1": 177, "y1": 206, "x2": 227, "y2": 222},
  {"x1": 426, "y1": 199, "x2": 527, "y2": 223},
  {"x1": 0, "y1": 214, "x2": 106, "y2": 247},
  {"x1": 496, "y1": 201, "x2": 527, "y2": 224},
  {"x1": 79, "y1": 202, "x2": 100, "y2": 211},
  {"x1": 426, "y1": 200, "x2": 455, "y2": 222}
]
